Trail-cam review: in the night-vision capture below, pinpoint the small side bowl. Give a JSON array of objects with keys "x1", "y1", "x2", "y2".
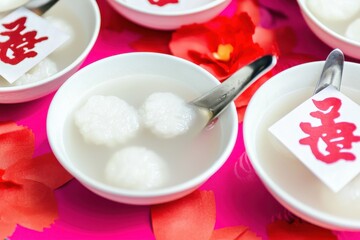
[
  {"x1": 244, "y1": 61, "x2": 360, "y2": 230},
  {"x1": 297, "y1": 0, "x2": 360, "y2": 59},
  {"x1": 106, "y1": 0, "x2": 231, "y2": 30},
  {"x1": 0, "y1": 0, "x2": 100, "y2": 103},
  {"x1": 47, "y1": 52, "x2": 237, "y2": 205}
]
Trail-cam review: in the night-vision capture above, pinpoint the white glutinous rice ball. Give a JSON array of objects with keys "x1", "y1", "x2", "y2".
[
  {"x1": 346, "y1": 18, "x2": 360, "y2": 42},
  {"x1": 105, "y1": 146, "x2": 168, "y2": 190},
  {"x1": 307, "y1": 0, "x2": 360, "y2": 22},
  {"x1": 0, "y1": 58, "x2": 58, "y2": 87},
  {"x1": 140, "y1": 92, "x2": 196, "y2": 138},
  {"x1": 75, "y1": 95, "x2": 140, "y2": 147}
]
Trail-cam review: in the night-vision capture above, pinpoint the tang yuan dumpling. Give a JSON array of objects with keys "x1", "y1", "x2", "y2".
[
  {"x1": 105, "y1": 146, "x2": 168, "y2": 190},
  {"x1": 307, "y1": 0, "x2": 360, "y2": 22},
  {"x1": 140, "y1": 92, "x2": 196, "y2": 138},
  {"x1": 0, "y1": 58, "x2": 57, "y2": 87},
  {"x1": 346, "y1": 18, "x2": 360, "y2": 42},
  {"x1": 75, "y1": 95, "x2": 140, "y2": 147}
]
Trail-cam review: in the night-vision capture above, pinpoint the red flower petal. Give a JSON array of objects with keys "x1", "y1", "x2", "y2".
[
  {"x1": 254, "y1": 27, "x2": 279, "y2": 56},
  {"x1": 236, "y1": 0, "x2": 260, "y2": 25},
  {"x1": 170, "y1": 24, "x2": 212, "y2": 61},
  {"x1": 170, "y1": 13, "x2": 265, "y2": 81},
  {"x1": 0, "y1": 122, "x2": 34, "y2": 169},
  {"x1": 0, "y1": 179, "x2": 57, "y2": 232},
  {"x1": 267, "y1": 220, "x2": 337, "y2": 240},
  {"x1": 151, "y1": 190, "x2": 216, "y2": 240},
  {"x1": 0, "y1": 220, "x2": 16, "y2": 240},
  {"x1": 4, "y1": 152, "x2": 73, "y2": 190},
  {"x1": 211, "y1": 226, "x2": 261, "y2": 240}
]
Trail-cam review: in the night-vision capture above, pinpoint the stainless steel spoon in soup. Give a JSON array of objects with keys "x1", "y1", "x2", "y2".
[
  {"x1": 190, "y1": 55, "x2": 277, "y2": 127},
  {"x1": 313, "y1": 48, "x2": 344, "y2": 95},
  {"x1": 25, "y1": 0, "x2": 59, "y2": 15}
]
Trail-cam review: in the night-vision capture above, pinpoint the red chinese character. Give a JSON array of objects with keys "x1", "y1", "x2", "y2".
[
  {"x1": 299, "y1": 97, "x2": 360, "y2": 164},
  {"x1": 148, "y1": 0, "x2": 179, "y2": 7},
  {"x1": 0, "y1": 16, "x2": 48, "y2": 65}
]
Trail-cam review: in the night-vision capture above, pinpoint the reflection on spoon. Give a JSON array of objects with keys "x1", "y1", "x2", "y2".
[
  {"x1": 0, "y1": 0, "x2": 29, "y2": 12},
  {"x1": 313, "y1": 48, "x2": 344, "y2": 95},
  {"x1": 190, "y1": 55, "x2": 277, "y2": 127}
]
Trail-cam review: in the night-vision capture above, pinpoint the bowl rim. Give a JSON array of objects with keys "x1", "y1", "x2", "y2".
[
  {"x1": 297, "y1": 0, "x2": 360, "y2": 48},
  {"x1": 112, "y1": 0, "x2": 230, "y2": 16},
  {"x1": 47, "y1": 52, "x2": 238, "y2": 201},
  {"x1": 0, "y1": 0, "x2": 101, "y2": 92},
  {"x1": 244, "y1": 60, "x2": 360, "y2": 230}
]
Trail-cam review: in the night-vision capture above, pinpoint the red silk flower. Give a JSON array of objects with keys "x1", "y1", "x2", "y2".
[
  {"x1": 0, "y1": 122, "x2": 72, "y2": 239},
  {"x1": 170, "y1": 13, "x2": 265, "y2": 81},
  {"x1": 169, "y1": 7, "x2": 280, "y2": 122}
]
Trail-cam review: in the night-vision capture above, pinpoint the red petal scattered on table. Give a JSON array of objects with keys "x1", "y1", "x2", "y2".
[
  {"x1": 0, "y1": 220, "x2": 16, "y2": 240},
  {"x1": 151, "y1": 190, "x2": 216, "y2": 240},
  {"x1": 0, "y1": 123, "x2": 34, "y2": 169},
  {"x1": 0, "y1": 121, "x2": 71, "y2": 238},
  {"x1": 4, "y1": 152, "x2": 73, "y2": 190},
  {"x1": 211, "y1": 226, "x2": 261, "y2": 240},
  {"x1": 0, "y1": 121, "x2": 21, "y2": 134},
  {"x1": 0, "y1": 179, "x2": 57, "y2": 231},
  {"x1": 267, "y1": 220, "x2": 337, "y2": 240}
]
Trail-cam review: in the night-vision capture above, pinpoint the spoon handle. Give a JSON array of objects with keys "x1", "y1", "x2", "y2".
[
  {"x1": 190, "y1": 55, "x2": 276, "y2": 122},
  {"x1": 26, "y1": 0, "x2": 58, "y2": 15},
  {"x1": 313, "y1": 48, "x2": 344, "y2": 95}
]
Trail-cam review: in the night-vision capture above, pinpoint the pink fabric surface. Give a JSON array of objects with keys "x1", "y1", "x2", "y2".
[{"x1": 3, "y1": 0, "x2": 360, "y2": 239}]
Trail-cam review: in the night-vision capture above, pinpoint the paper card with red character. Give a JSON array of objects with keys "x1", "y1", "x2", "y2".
[
  {"x1": 0, "y1": 7, "x2": 69, "y2": 83},
  {"x1": 269, "y1": 86, "x2": 360, "y2": 192}
]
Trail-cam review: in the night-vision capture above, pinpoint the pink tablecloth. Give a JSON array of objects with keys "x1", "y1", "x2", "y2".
[{"x1": 5, "y1": 0, "x2": 360, "y2": 239}]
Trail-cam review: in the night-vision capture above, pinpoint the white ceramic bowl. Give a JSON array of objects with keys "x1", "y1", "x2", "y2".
[
  {"x1": 106, "y1": 0, "x2": 231, "y2": 30},
  {"x1": 47, "y1": 52, "x2": 237, "y2": 205},
  {"x1": 0, "y1": 0, "x2": 100, "y2": 103},
  {"x1": 297, "y1": 0, "x2": 360, "y2": 59},
  {"x1": 244, "y1": 61, "x2": 360, "y2": 230}
]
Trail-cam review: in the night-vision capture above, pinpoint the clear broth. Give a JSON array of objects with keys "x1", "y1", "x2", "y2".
[{"x1": 64, "y1": 74, "x2": 222, "y2": 188}]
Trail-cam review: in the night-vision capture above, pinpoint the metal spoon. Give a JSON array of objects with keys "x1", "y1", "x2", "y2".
[
  {"x1": 313, "y1": 48, "x2": 344, "y2": 95},
  {"x1": 190, "y1": 55, "x2": 277, "y2": 125},
  {"x1": 26, "y1": 0, "x2": 59, "y2": 15},
  {"x1": 0, "y1": 0, "x2": 29, "y2": 12},
  {"x1": 0, "y1": 0, "x2": 58, "y2": 15}
]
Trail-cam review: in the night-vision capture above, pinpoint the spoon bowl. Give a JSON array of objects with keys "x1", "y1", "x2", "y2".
[
  {"x1": 190, "y1": 55, "x2": 277, "y2": 126},
  {"x1": 313, "y1": 48, "x2": 344, "y2": 95}
]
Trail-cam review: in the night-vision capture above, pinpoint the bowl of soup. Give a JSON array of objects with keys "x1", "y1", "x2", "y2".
[
  {"x1": 297, "y1": 0, "x2": 360, "y2": 59},
  {"x1": 0, "y1": 0, "x2": 100, "y2": 103},
  {"x1": 106, "y1": 0, "x2": 231, "y2": 30},
  {"x1": 47, "y1": 52, "x2": 238, "y2": 205},
  {"x1": 244, "y1": 61, "x2": 360, "y2": 230}
]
